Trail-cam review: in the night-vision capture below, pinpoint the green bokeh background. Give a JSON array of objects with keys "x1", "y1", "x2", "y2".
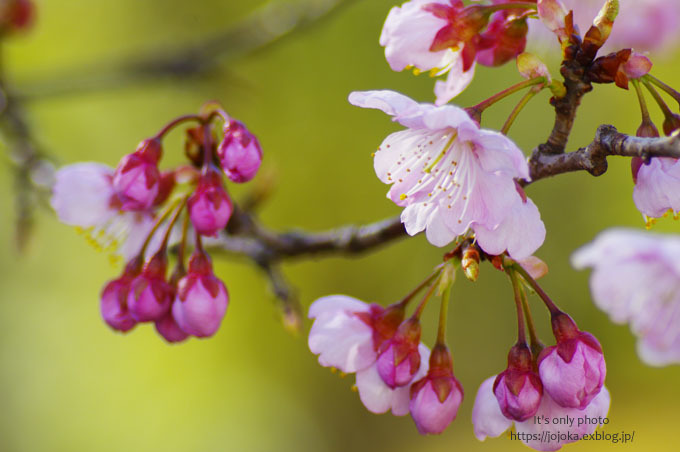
[{"x1": 1, "y1": 1, "x2": 679, "y2": 451}]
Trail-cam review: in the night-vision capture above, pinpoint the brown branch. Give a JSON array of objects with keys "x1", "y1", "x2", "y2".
[{"x1": 529, "y1": 125, "x2": 680, "y2": 182}]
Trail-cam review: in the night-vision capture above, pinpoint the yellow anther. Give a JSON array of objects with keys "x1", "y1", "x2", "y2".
[{"x1": 400, "y1": 194, "x2": 408, "y2": 201}]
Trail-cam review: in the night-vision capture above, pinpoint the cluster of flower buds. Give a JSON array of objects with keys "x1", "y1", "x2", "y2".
[
  {"x1": 309, "y1": 242, "x2": 609, "y2": 450},
  {"x1": 470, "y1": 256, "x2": 608, "y2": 450},
  {"x1": 51, "y1": 105, "x2": 263, "y2": 342},
  {"x1": 308, "y1": 262, "x2": 464, "y2": 434},
  {"x1": 0, "y1": 0, "x2": 33, "y2": 33}
]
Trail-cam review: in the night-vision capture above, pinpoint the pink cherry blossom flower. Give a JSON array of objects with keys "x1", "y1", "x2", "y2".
[
  {"x1": 218, "y1": 120, "x2": 263, "y2": 183},
  {"x1": 349, "y1": 90, "x2": 545, "y2": 259},
  {"x1": 633, "y1": 157, "x2": 680, "y2": 218},
  {"x1": 171, "y1": 250, "x2": 229, "y2": 337},
  {"x1": 112, "y1": 139, "x2": 162, "y2": 211},
  {"x1": 531, "y1": 0, "x2": 680, "y2": 54},
  {"x1": 473, "y1": 375, "x2": 611, "y2": 451},
  {"x1": 308, "y1": 295, "x2": 379, "y2": 373},
  {"x1": 409, "y1": 344, "x2": 463, "y2": 434},
  {"x1": 380, "y1": 0, "x2": 475, "y2": 105},
  {"x1": 187, "y1": 167, "x2": 233, "y2": 236},
  {"x1": 307, "y1": 295, "x2": 430, "y2": 416},
  {"x1": 537, "y1": 313, "x2": 606, "y2": 409},
  {"x1": 50, "y1": 162, "x2": 160, "y2": 260},
  {"x1": 572, "y1": 228, "x2": 680, "y2": 366}
]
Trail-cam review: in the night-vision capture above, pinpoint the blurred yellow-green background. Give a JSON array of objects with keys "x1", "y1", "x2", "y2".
[{"x1": 1, "y1": 1, "x2": 680, "y2": 451}]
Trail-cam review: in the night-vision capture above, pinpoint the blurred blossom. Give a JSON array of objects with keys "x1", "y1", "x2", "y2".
[
  {"x1": 573, "y1": 229, "x2": 680, "y2": 366},
  {"x1": 473, "y1": 376, "x2": 611, "y2": 451},
  {"x1": 530, "y1": 0, "x2": 680, "y2": 54}
]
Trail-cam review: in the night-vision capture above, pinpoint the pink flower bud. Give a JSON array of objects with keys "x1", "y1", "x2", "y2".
[
  {"x1": 112, "y1": 139, "x2": 162, "y2": 211},
  {"x1": 155, "y1": 313, "x2": 189, "y2": 343},
  {"x1": 172, "y1": 251, "x2": 228, "y2": 337},
  {"x1": 493, "y1": 343, "x2": 543, "y2": 421},
  {"x1": 218, "y1": 120, "x2": 263, "y2": 183},
  {"x1": 187, "y1": 168, "x2": 233, "y2": 236},
  {"x1": 127, "y1": 252, "x2": 172, "y2": 322},
  {"x1": 376, "y1": 317, "x2": 422, "y2": 388},
  {"x1": 409, "y1": 344, "x2": 463, "y2": 435},
  {"x1": 622, "y1": 53, "x2": 652, "y2": 80},
  {"x1": 538, "y1": 312, "x2": 606, "y2": 409},
  {"x1": 537, "y1": 0, "x2": 568, "y2": 35},
  {"x1": 100, "y1": 258, "x2": 142, "y2": 331}
]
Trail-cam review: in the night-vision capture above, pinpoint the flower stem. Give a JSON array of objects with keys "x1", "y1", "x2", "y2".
[
  {"x1": 519, "y1": 283, "x2": 541, "y2": 349},
  {"x1": 153, "y1": 114, "x2": 204, "y2": 140},
  {"x1": 436, "y1": 284, "x2": 451, "y2": 344},
  {"x1": 508, "y1": 269, "x2": 527, "y2": 344},
  {"x1": 631, "y1": 79, "x2": 652, "y2": 123},
  {"x1": 139, "y1": 198, "x2": 183, "y2": 258},
  {"x1": 396, "y1": 265, "x2": 444, "y2": 308},
  {"x1": 468, "y1": 77, "x2": 545, "y2": 119},
  {"x1": 642, "y1": 78, "x2": 674, "y2": 118},
  {"x1": 158, "y1": 196, "x2": 188, "y2": 252},
  {"x1": 501, "y1": 89, "x2": 538, "y2": 135},
  {"x1": 411, "y1": 273, "x2": 442, "y2": 320},
  {"x1": 511, "y1": 262, "x2": 561, "y2": 314},
  {"x1": 644, "y1": 74, "x2": 680, "y2": 108}
]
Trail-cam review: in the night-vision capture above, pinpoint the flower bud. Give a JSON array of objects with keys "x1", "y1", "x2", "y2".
[
  {"x1": 462, "y1": 246, "x2": 480, "y2": 282},
  {"x1": 538, "y1": 312, "x2": 606, "y2": 409},
  {"x1": 113, "y1": 139, "x2": 162, "y2": 210},
  {"x1": 537, "y1": 0, "x2": 568, "y2": 36},
  {"x1": 409, "y1": 344, "x2": 463, "y2": 435},
  {"x1": 663, "y1": 113, "x2": 680, "y2": 136},
  {"x1": 622, "y1": 53, "x2": 652, "y2": 80},
  {"x1": 376, "y1": 317, "x2": 422, "y2": 388},
  {"x1": 493, "y1": 343, "x2": 543, "y2": 421},
  {"x1": 516, "y1": 52, "x2": 551, "y2": 82},
  {"x1": 155, "y1": 313, "x2": 189, "y2": 343},
  {"x1": 187, "y1": 167, "x2": 233, "y2": 236},
  {"x1": 100, "y1": 260, "x2": 141, "y2": 332},
  {"x1": 592, "y1": 0, "x2": 619, "y2": 46},
  {"x1": 127, "y1": 252, "x2": 173, "y2": 322},
  {"x1": 172, "y1": 250, "x2": 229, "y2": 337},
  {"x1": 218, "y1": 120, "x2": 263, "y2": 183}
]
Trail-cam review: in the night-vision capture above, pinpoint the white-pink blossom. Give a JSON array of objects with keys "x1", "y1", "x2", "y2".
[
  {"x1": 380, "y1": 0, "x2": 475, "y2": 105},
  {"x1": 633, "y1": 157, "x2": 680, "y2": 218},
  {"x1": 473, "y1": 375, "x2": 611, "y2": 451},
  {"x1": 308, "y1": 295, "x2": 430, "y2": 416},
  {"x1": 349, "y1": 90, "x2": 545, "y2": 259},
  {"x1": 572, "y1": 228, "x2": 680, "y2": 366},
  {"x1": 51, "y1": 162, "x2": 159, "y2": 259}
]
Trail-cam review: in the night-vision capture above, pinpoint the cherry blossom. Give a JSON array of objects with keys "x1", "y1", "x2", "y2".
[
  {"x1": 349, "y1": 89, "x2": 544, "y2": 258},
  {"x1": 573, "y1": 229, "x2": 680, "y2": 366}
]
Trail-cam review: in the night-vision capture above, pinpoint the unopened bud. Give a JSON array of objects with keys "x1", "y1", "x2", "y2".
[
  {"x1": 517, "y1": 52, "x2": 551, "y2": 82},
  {"x1": 461, "y1": 247, "x2": 480, "y2": 282},
  {"x1": 663, "y1": 114, "x2": 680, "y2": 136},
  {"x1": 537, "y1": 0, "x2": 568, "y2": 36},
  {"x1": 593, "y1": 0, "x2": 619, "y2": 45}
]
